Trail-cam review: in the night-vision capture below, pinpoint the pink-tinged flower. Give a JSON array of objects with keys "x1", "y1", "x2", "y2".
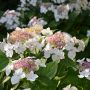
[
  {"x1": 9, "y1": 30, "x2": 32, "y2": 43},
  {"x1": 77, "y1": 58, "x2": 90, "y2": 79},
  {"x1": 28, "y1": 17, "x2": 47, "y2": 27},
  {"x1": 47, "y1": 32, "x2": 66, "y2": 48},
  {"x1": 13, "y1": 57, "x2": 38, "y2": 71},
  {"x1": 80, "y1": 61, "x2": 90, "y2": 70},
  {"x1": 57, "y1": 4, "x2": 69, "y2": 13}
]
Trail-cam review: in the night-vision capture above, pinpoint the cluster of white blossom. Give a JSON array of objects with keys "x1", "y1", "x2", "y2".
[
  {"x1": 5, "y1": 57, "x2": 44, "y2": 84},
  {"x1": 0, "y1": 10, "x2": 20, "y2": 29},
  {"x1": 40, "y1": 3, "x2": 70, "y2": 21},
  {"x1": 0, "y1": 24, "x2": 87, "y2": 88},
  {"x1": 0, "y1": 24, "x2": 85, "y2": 60},
  {"x1": 65, "y1": 37, "x2": 85, "y2": 60},
  {"x1": 0, "y1": 25, "x2": 43, "y2": 57},
  {"x1": 0, "y1": 0, "x2": 90, "y2": 30},
  {"x1": 17, "y1": 0, "x2": 39, "y2": 11},
  {"x1": 28, "y1": 16, "x2": 47, "y2": 27},
  {"x1": 77, "y1": 58, "x2": 90, "y2": 80},
  {"x1": 69, "y1": 0, "x2": 90, "y2": 13},
  {"x1": 44, "y1": 31, "x2": 85, "y2": 62},
  {"x1": 5, "y1": 55, "x2": 46, "y2": 85},
  {"x1": 0, "y1": 10, "x2": 47, "y2": 30},
  {"x1": 40, "y1": 0, "x2": 90, "y2": 21}
]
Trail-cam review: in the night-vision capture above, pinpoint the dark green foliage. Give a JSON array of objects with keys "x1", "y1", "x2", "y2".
[{"x1": 0, "y1": 50, "x2": 9, "y2": 71}]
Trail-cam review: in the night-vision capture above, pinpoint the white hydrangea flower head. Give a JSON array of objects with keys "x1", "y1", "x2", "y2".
[
  {"x1": 47, "y1": 31, "x2": 66, "y2": 49},
  {"x1": 54, "y1": 4, "x2": 70, "y2": 21},
  {"x1": 0, "y1": 10, "x2": 20, "y2": 29},
  {"x1": 65, "y1": 36, "x2": 85, "y2": 60},
  {"x1": 5, "y1": 57, "x2": 40, "y2": 84},
  {"x1": 77, "y1": 0, "x2": 88, "y2": 10},
  {"x1": 69, "y1": 0, "x2": 89, "y2": 13}
]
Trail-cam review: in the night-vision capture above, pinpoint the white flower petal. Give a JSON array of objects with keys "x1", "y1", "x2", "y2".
[
  {"x1": 14, "y1": 68, "x2": 25, "y2": 78},
  {"x1": 41, "y1": 28, "x2": 53, "y2": 36},
  {"x1": 86, "y1": 76, "x2": 90, "y2": 80},
  {"x1": 76, "y1": 40, "x2": 85, "y2": 52},
  {"x1": 78, "y1": 75, "x2": 84, "y2": 78},
  {"x1": 44, "y1": 43, "x2": 52, "y2": 51},
  {"x1": 63, "y1": 84, "x2": 77, "y2": 90},
  {"x1": 6, "y1": 64, "x2": 13, "y2": 76},
  {"x1": 4, "y1": 43, "x2": 13, "y2": 57},
  {"x1": 44, "y1": 51, "x2": 50, "y2": 59},
  {"x1": 71, "y1": 86, "x2": 78, "y2": 90},
  {"x1": 52, "y1": 54, "x2": 60, "y2": 62},
  {"x1": 87, "y1": 30, "x2": 90, "y2": 37},
  {"x1": 6, "y1": 50, "x2": 13, "y2": 57},
  {"x1": 86, "y1": 58, "x2": 90, "y2": 62},
  {"x1": 77, "y1": 58, "x2": 85, "y2": 64},
  {"x1": 35, "y1": 59, "x2": 46, "y2": 67},
  {"x1": 26, "y1": 71, "x2": 38, "y2": 81},
  {"x1": 11, "y1": 75, "x2": 20, "y2": 84},
  {"x1": 68, "y1": 50, "x2": 76, "y2": 60},
  {"x1": 23, "y1": 88, "x2": 31, "y2": 90},
  {"x1": 65, "y1": 42, "x2": 74, "y2": 51},
  {"x1": 63, "y1": 84, "x2": 71, "y2": 90}
]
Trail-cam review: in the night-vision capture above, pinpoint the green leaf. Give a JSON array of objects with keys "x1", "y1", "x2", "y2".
[
  {"x1": 83, "y1": 37, "x2": 90, "y2": 47},
  {"x1": 18, "y1": 79, "x2": 34, "y2": 89},
  {"x1": 58, "y1": 68, "x2": 90, "y2": 90},
  {"x1": 33, "y1": 77, "x2": 57, "y2": 90},
  {"x1": 37, "y1": 62, "x2": 58, "y2": 79},
  {"x1": 0, "y1": 10, "x2": 3, "y2": 17},
  {"x1": 57, "y1": 57, "x2": 78, "y2": 77},
  {"x1": 0, "y1": 50, "x2": 9, "y2": 71}
]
